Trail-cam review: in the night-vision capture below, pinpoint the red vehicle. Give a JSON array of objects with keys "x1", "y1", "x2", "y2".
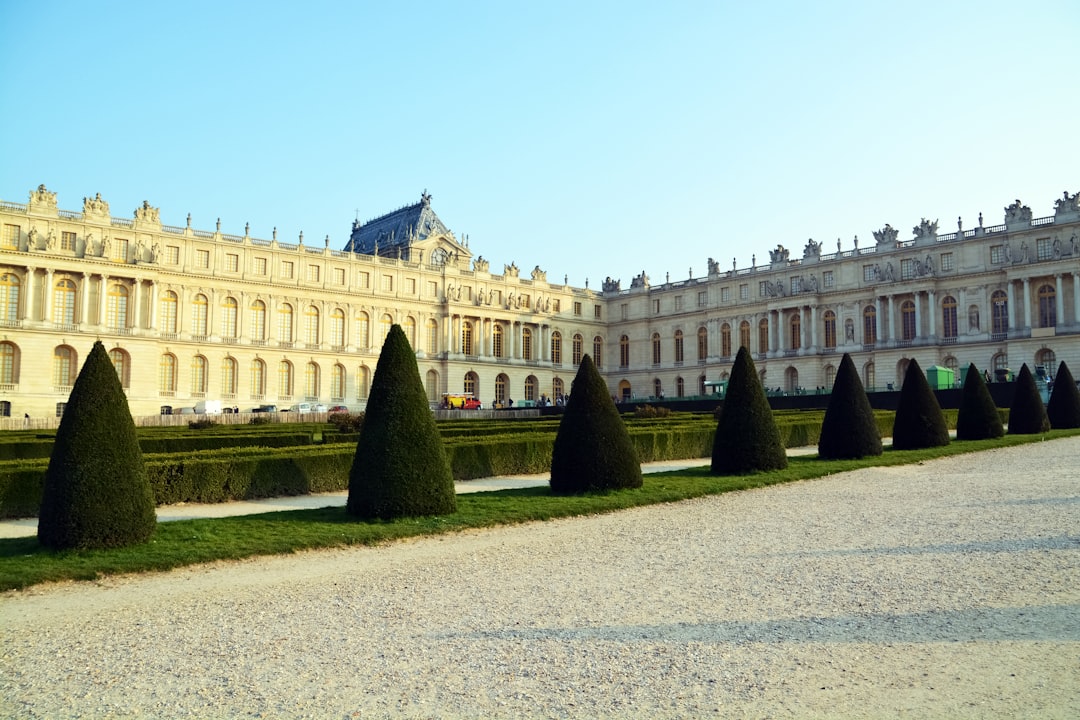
[{"x1": 442, "y1": 393, "x2": 482, "y2": 410}]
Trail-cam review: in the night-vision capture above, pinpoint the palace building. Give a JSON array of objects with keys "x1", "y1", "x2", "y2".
[{"x1": 0, "y1": 184, "x2": 1078, "y2": 419}]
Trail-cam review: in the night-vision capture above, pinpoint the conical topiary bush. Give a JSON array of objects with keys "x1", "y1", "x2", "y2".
[
  {"x1": 955, "y1": 362, "x2": 1004, "y2": 440},
  {"x1": 818, "y1": 353, "x2": 882, "y2": 459},
  {"x1": 891, "y1": 358, "x2": 950, "y2": 450},
  {"x1": 1046, "y1": 361, "x2": 1080, "y2": 429},
  {"x1": 347, "y1": 324, "x2": 456, "y2": 519},
  {"x1": 38, "y1": 340, "x2": 156, "y2": 549},
  {"x1": 1008, "y1": 363, "x2": 1050, "y2": 434},
  {"x1": 711, "y1": 346, "x2": 787, "y2": 474},
  {"x1": 550, "y1": 354, "x2": 642, "y2": 494}
]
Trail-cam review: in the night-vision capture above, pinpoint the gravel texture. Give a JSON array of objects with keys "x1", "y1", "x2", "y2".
[{"x1": 2, "y1": 438, "x2": 1079, "y2": 719}]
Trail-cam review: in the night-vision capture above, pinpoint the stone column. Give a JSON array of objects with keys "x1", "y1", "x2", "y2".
[
  {"x1": 887, "y1": 295, "x2": 896, "y2": 344},
  {"x1": 913, "y1": 291, "x2": 922, "y2": 339},
  {"x1": 809, "y1": 305, "x2": 818, "y2": 350},
  {"x1": 1022, "y1": 278, "x2": 1032, "y2": 330},
  {"x1": 98, "y1": 274, "x2": 109, "y2": 327},
  {"x1": 927, "y1": 289, "x2": 936, "y2": 339},
  {"x1": 133, "y1": 279, "x2": 142, "y2": 330},
  {"x1": 148, "y1": 280, "x2": 157, "y2": 329},
  {"x1": 1006, "y1": 281, "x2": 1016, "y2": 332},
  {"x1": 24, "y1": 267, "x2": 35, "y2": 322},
  {"x1": 1055, "y1": 274, "x2": 1064, "y2": 327},
  {"x1": 1073, "y1": 273, "x2": 1080, "y2": 327}
]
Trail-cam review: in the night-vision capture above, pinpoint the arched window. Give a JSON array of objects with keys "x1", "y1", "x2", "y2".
[
  {"x1": 617, "y1": 379, "x2": 630, "y2": 402},
  {"x1": 462, "y1": 321, "x2": 474, "y2": 355},
  {"x1": 426, "y1": 319, "x2": 439, "y2": 354},
  {"x1": 330, "y1": 309, "x2": 346, "y2": 347},
  {"x1": 619, "y1": 335, "x2": 630, "y2": 368},
  {"x1": 572, "y1": 334, "x2": 583, "y2": 365},
  {"x1": 900, "y1": 300, "x2": 916, "y2": 341},
  {"x1": 593, "y1": 336, "x2": 603, "y2": 368},
  {"x1": 699, "y1": 374, "x2": 707, "y2": 395},
  {"x1": 495, "y1": 373, "x2": 508, "y2": 404},
  {"x1": 864, "y1": 361, "x2": 876, "y2": 391},
  {"x1": 654, "y1": 378, "x2": 663, "y2": 398},
  {"x1": 191, "y1": 293, "x2": 208, "y2": 336},
  {"x1": 278, "y1": 303, "x2": 294, "y2": 343},
  {"x1": 522, "y1": 327, "x2": 532, "y2": 360},
  {"x1": 425, "y1": 369, "x2": 439, "y2": 403},
  {"x1": 1036, "y1": 348, "x2": 1057, "y2": 378},
  {"x1": 738, "y1": 321, "x2": 750, "y2": 351},
  {"x1": 379, "y1": 313, "x2": 393, "y2": 345},
  {"x1": 0, "y1": 342, "x2": 17, "y2": 384},
  {"x1": 331, "y1": 364, "x2": 346, "y2": 400},
  {"x1": 304, "y1": 306, "x2": 320, "y2": 345},
  {"x1": 0, "y1": 273, "x2": 20, "y2": 323},
  {"x1": 824, "y1": 364, "x2": 836, "y2": 389},
  {"x1": 991, "y1": 290, "x2": 1008, "y2": 335},
  {"x1": 220, "y1": 296, "x2": 238, "y2": 339},
  {"x1": 493, "y1": 323, "x2": 504, "y2": 358},
  {"x1": 53, "y1": 347, "x2": 76, "y2": 387},
  {"x1": 942, "y1": 296, "x2": 958, "y2": 339},
  {"x1": 159, "y1": 353, "x2": 176, "y2": 395},
  {"x1": 109, "y1": 348, "x2": 129, "y2": 388},
  {"x1": 160, "y1": 290, "x2": 178, "y2": 334},
  {"x1": 305, "y1": 362, "x2": 320, "y2": 398},
  {"x1": 1038, "y1": 284, "x2": 1056, "y2": 327},
  {"x1": 790, "y1": 312, "x2": 801, "y2": 350},
  {"x1": 944, "y1": 355, "x2": 958, "y2": 375},
  {"x1": 548, "y1": 331, "x2": 561, "y2": 365},
  {"x1": 53, "y1": 279, "x2": 77, "y2": 325},
  {"x1": 651, "y1": 333, "x2": 661, "y2": 365},
  {"x1": 250, "y1": 359, "x2": 266, "y2": 397},
  {"x1": 785, "y1": 366, "x2": 799, "y2": 393},
  {"x1": 863, "y1": 305, "x2": 877, "y2": 345},
  {"x1": 278, "y1": 360, "x2": 293, "y2": 398},
  {"x1": 896, "y1": 358, "x2": 910, "y2": 388},
  {"x1": 675, "y1": 376, "x2": 685, "y2": 398},
  {"x1": 674, "y1": 330, "x2": 685, "y2": 363},
  {"x1": 699, "y1": 326, "x2": 710, "y2": 360},
  {"x1": 524, "y1": 375, "x2": 537, "y2": 401},
  {"x1": 823, "y1": 310, "x2": 837, "y2": 349},
  {"x1": 721, "y1": 324, "x2": 732, "y2": 358},
  {"x1": 106, "y1": 284, "x2": 129, "y2": 330},
  {"x1": 191, "y1": 355, "x2": 208, "y2": 394},
  {"x1": 463, "y1": 371, "x2": 477, "y2": 396},
  {"x1": 553, "y1": 377, "x2": 565, "y2": 400},
  {"x1": 992, "y1": 353, "x2": 1008, "y2": 376},
  {"x1": 355, "y1": 311, "x2": 370, "y2": 349},
  {"x1": 357, "y1": 365, "x2": 370, "y2": 400},
  {"x1": 402, "y1": 315, "x2": 416, "y2": 348},
  {"x1": 249, "y1": 299, "x2": 266, "y2": 341},
  {"x1": 221, "y1": 357, "x2": 237, "y2": 396},
  {"x1": 758, "y1": 318, "x2": 769, "y2": 354}
]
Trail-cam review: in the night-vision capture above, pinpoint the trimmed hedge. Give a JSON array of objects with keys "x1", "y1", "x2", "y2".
[
  {"x1": 1008, "y1": 363, "x2": 1050, "y2": 434},
  {"x1": 1046, "y1": 361, "x2": 1080, "y2": 429},
  {"x1": 711, "y1": 347, "x2": 787, "y2": 474},
  {"x1": 891, "y1": 358, "x2": 950, "y2": 450}
]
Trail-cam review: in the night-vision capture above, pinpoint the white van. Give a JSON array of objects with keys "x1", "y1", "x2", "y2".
[
  {"x1": 287, "y1": 403, "x2": 313, "y2": 414},
  {"x1": 193, "y1": 400, "x2": 222, "y2": 415}
]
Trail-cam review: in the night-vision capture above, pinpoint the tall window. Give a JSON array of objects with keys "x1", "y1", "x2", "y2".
[
  {"x1": 191, "y1": 355, "x2": 207, "y2": 394},
  {"x1": 191, "y1": 294, "x2": 208, "y2": 336},
  {"x1": 620, "y1": 335, "x2": 630, "y2": 368},
  {"x1": 758, "y1": 319, "x2": 769, "y2": 354},
  {"x1": 654, "y1": 378, "x2": 663, "y2": 398},
  {"x1": 864, "y1": 361, "x2": 876, "y2": 391},
  {"x1": 652, "y1": 333, "x2": 661, "y2": 365},
  {"x1": 220, "y1": 297, "x2": 238, "y2": 339},
  {"x1": 738, "y1": 321, "x2": 750, "y2": 351},
  {"x1": 900, "y1": 300, "x2": 916, "y2": 340},
  {"x1": 1036, "y1": 348, "x2": 1057, "y2": 378},
  {"x1": 495, "y1": 374, "x2": 508, "y2": 404},
  {"x1": 53, "y1": 279, "x2": 76, "y2": 325},
  {"x1": 942, "y1": 296, "x2": 958, "y2": 339},
  {"x1": 991, "y1": 290, "x2": 1008, "y2": 334},
  {"x1": 159, "y1": 353, "x2": 176, "y2": 394},
  {"x1": 552, "y1": 377, "x2": 565, "y2": 399},
  {"x1": 493, "y1": 324, "x2": 504, "y2": 358},
  {"x1": 109, "y1": 348, "x2": 129, "y2": 388},
  {"x1": 380, "y1": 313, "x2": 393, "y2": 344},
  {"x1": 355, "y1": 311, "x2": 369, "y2": 349},
  {"x1": 674, "y1": 330, "x2": 684, "y2": 363},
  {"x1": 1038, "y1": 284, "x2": 1056, "y2": 327},
  {"x1": 823, "y1": 310, "x2": 837, "y2": 349},
  {"x1": 426, "y1": 370, "x2": 439, "y2": 402},
  {"x1": 106, "y1": 284, "x2": 128, "y2": 330},
  {"x1": 304, "y1": 306, "x2": 320, "y2": 345},
  {"x1": 699, "y1": 327, "x2": 709, "y2": 361},
  {"x1": 331, "y1": 364, "x2": 346, "y2": 400},
  {"x1": 522, "y1": 327, "x2": 532, "y2": 360},
  {"x1": 54, "y1": 347, "x2": 77, "y2": 387},
  {"x1": 593, "y1": 336, "x2": 603, "y2": 368},
  {"x1": 221, "y1": 357, "x2": 237, "y2": 395},
  {"x1": 790, "y1": 312, "x2": 801, "y2": 350},
  {"x1": 278, "y1": 303, "x2": 294, "y2": 343},
  {"x1": 160, "y1": 291, "x2": 178, "y2": 334},
  {"x1": 824, "y1": 364, "x2": 836, "y2": 389},
  {"x1": 572, "y1": 334, "x2": 583, "y2": 365},
  {"x1": 863, "y1": 305, "x2": 877, "y2": 344},
  {"x1": 330, "y1": 309, "x2": 345, "y2": 347},
  {"x1": 357, "y1": 365, "x2": 370, "y2": 400},
  {"x1": 551, "y1": 331, "x2": 562, "y2": 364},
  {"x1": 426, "y1": 319, "x2": 439, "y2": 354},
  {"x1": 721, "y1": 324, "x2": 732, "y2": 357},
  {"x1": 403, "y1": 316, "x2": 416, "y2": 348},
  {"x1": 0, "y1": 273, "x2": 19, "y2": 323},
  {"x1": 250, "y1": 300, "x2": 266, "y2": 341},
  {"x1": 278, "y1": 360, "x2": 293, "y2": 397},
  {"x1": 463, "y1": 371, "x2": 477, "y2": 396},
  {"x1": 250, "y1": 359, "x2": 265, "y2": 397},
  {"x1": 524, "y1": 375, "x2": 537, "y2": 402},
  {"x1": 0, "y1": 342, "x2": 16, "y2": 384},
  {"x1": 305, "y1": 362, "x2": 319, "y2": 398},
  {"x1": 462, "y1": 321, "x2": 474, "y2": 355},
  {"x1": 676, "y1": 376, "x2": 685, "y2": 398}
]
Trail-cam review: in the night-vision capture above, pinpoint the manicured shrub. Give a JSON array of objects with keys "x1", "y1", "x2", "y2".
[
  {"x1": 248, "y1": 415, "x2": 271, "y2": 425},
  {"x1": 550, "y1": 355, "x2": 643, "y2": 493},
  {"x1": 328, "y1": 411, "x2": 365, "y2": 433},
  {"x1": 711, "y1": 347, "x2": 787, "y2": 474},
  {"x1": 818, "y1": 353, "x2": 882, "y2": 459},
  {"x1": 37, "y1": 340, "x2": 156, "y2": 549},
  {"x1": 956, "y1": 362, "x2": 1004, "y2": 440},
  {"x1": 891, "y1": 358, "x2": 950, "y2": 450},
  {"x1": 188, "y1": 418, "x2": 218, "y2": 430},
  {"x1": 1046, "y1": 361, "x2": 1080, "y2": 429},
  {"x1": 633, "y1": 404, "x2": 671, "y2": 419},
  {"x1": 1008, "y1": 363, "x2": 1050, "y2": 434},
  {"x1": 347, "y1": 324, "x2": 456, "y2": 519}
]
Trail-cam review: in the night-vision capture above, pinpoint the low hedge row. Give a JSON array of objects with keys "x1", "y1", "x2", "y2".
[{"x1": 0, "y1": 432, "x2": 318, "y2": 460}]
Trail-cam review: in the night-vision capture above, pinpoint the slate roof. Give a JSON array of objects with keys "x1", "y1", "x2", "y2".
[{"x1": 345, "y1": 191, "x2": 451, "y2": 255}]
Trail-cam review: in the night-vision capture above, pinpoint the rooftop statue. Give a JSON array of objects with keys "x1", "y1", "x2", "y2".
[
  {"x1": 134, "y1": 200, "x2": 160, "y2": 224},
  {"x1": 504, "y1": 262, "x2": 519, "y2": 278},
  {"x1": 531, "y1": 265, "x2": 547, "y2": 282},
  {"x1": 769, "y1": 244, "x2": 789, "y2": 264},
  {"x1": 602, "y1": 277, "x2": 621, "y2": 292},
  {"x1": 873, "y1": 224, "x2": 898, "y2": 247},
  {"x1": 29, "y1": 184, "x2": 57, "y2": 209},
  {"x1": 803, "y1": 238, "x2": 821, "y2": 259},
  {"x1": 1004, "y1": 199, "x2": 1032, "y2": 224},
  {"x1": 472, "y1": 256, "x2": 489, "y2": 272},
  {"x1": 1054, "y1": 190, "x2": 1079, "y2": 215},
  {"x1": 83, "y1": 192, "x2": 109, "y2": 216},
  {"x1": 912, "y1": 218, "x2": 938, "y2": 240}
]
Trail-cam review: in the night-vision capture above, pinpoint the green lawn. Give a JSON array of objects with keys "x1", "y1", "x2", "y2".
[{"x1": 2, "y1": 429, "x2": 1075, "y2": 592}]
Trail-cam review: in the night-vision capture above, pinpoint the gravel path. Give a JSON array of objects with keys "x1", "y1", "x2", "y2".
[{"x1": 2, "y1": 438, "x2": 1079, "y2": 718}]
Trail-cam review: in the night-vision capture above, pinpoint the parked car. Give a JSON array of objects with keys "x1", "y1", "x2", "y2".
[
  {"x1": 328, "y1": 405, "x2": 349, "y2": 413},
  {"x1": 313, "y1": 404, "x2": 328, "y2": 413},
  {"x1": 284, "y1": 403, "x2": 313, "y2": 414},
  {"x1": 251, "y1": 404, "x2": 278, "y2": 413}
]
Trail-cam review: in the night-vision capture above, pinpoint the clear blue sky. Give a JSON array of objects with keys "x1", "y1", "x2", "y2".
[{"x1": 2, "y1": 1, "x2": 1077, "y2": 288}]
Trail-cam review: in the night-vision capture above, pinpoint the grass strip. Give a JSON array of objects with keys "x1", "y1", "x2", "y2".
[{"x1": 2, "y1": 430, "x2": 1076, "y2": 592}]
